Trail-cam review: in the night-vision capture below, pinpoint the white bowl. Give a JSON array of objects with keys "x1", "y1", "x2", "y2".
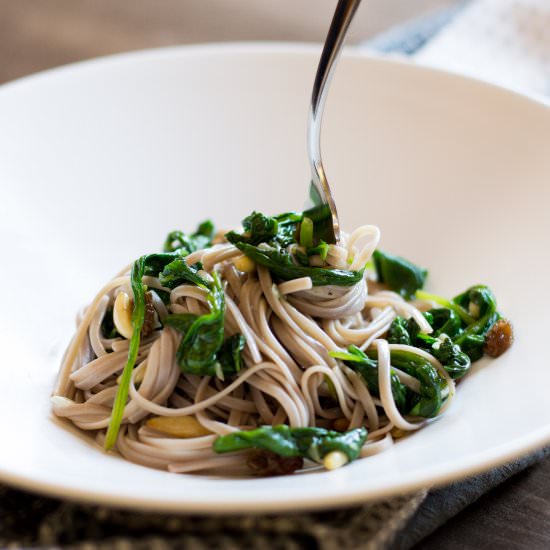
[{"x1": 0, "y1": 43, "x2": 549, "y2": 513}]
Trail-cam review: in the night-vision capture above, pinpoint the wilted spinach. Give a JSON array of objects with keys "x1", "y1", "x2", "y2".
[
  {"x1": 372, "y1": 249, "x2": 428, "y2": 299},
  {"x1": 213, "y1": 425, "x2": 367, "y2": 464},
  {"x1": 163, "y1": 219, "x2": 215, "y2": 254},
  {"x1": 164, "y1": 272, "x2": 245, "y2": 377},
  {"x1": 331, "y1": 345, "x2": 445, "y2": 418},
  {"x1": 105, "y1": 252, "x2": 181, "y2": 450},
  {"x1": 387, "y1": 313, "x2": 471, "y2": 379},
  {"x1": 226, "y1": 210, "x2": 364, "y2": 286}
]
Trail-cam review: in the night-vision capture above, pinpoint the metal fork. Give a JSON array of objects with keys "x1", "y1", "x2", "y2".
[{"x1": 307, "y1": 0, "x2": 362, "y2": 244}]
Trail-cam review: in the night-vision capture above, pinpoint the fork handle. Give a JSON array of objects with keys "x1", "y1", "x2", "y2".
[{"x1": 308, "y1": 0, "x2": 362, "y2": 243}]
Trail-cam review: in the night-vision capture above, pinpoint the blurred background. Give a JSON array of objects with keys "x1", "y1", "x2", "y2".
[{"x1": 0, "y1": 0, "x2": 455, "y2": 84}]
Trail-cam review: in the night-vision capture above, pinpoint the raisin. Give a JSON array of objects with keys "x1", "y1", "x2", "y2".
[
  {"x1": 484, "y1": 319, "x2": 514, "y2": 357},
  {"x1": 140, "y1": 292, "x2": 156, "y2": 338},
  {"x1": 246, "y1": 450, "x2": 303, "y2": 476}
]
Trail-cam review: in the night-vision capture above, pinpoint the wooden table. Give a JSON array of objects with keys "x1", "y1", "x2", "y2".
[{"x1": 1, "y1": 1, "x2": 549, "y2": 548}]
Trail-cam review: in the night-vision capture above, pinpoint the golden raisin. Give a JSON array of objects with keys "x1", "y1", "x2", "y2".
[
  {"x1": 331, "y1": 418, "x2": 350, "y2": 432},
  {"x1": 246, "y1": 450, "x2": 303, "y2": 476},
  {"x1": 141, "y1": 292, "x2": 156, "y2": 338},
  {"x1": 484, "y1": 319, "x2": 514, "y2": 357}
]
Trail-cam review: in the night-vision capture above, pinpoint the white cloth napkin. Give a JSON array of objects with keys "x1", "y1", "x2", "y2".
[{"x1": 414, "y1": 0, "x2": 550, "y2": 99}]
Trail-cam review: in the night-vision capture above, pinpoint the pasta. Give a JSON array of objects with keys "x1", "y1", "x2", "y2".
[{"x1": 51, "y1": 210, "x2": 512, "y2": 476}]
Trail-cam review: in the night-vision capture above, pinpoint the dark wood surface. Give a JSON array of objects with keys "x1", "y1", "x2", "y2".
[
  {"x1": 417, "y1": 457, "x2": 550, "y2": 549},
  {"x1": 2, "y1": 2, "x2": 549, "y2": 548}
]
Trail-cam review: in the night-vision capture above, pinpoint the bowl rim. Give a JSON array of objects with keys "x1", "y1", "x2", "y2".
[
  {"x1": 1, "y1": 42, "x2": 549, "y2": 514},
  {"x1": 1, "y1": 41, "x2": 549, "y2": 110}
]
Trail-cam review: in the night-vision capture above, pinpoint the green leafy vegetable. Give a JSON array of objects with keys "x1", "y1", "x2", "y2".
[
  {"x1": 386, "y1": 316, "x2": 411, "y2": 345},
  {"x1": 164, "y1": 272, "x2": 245, "y2": 377},
  {"x1": 104, "y1": 256, "x2": 148, "y2": 450},
  {"x1": 302, "y1": 203, "x2": 336, "y2": 245},
  {"x1": 404, "y1": 284, "x2": 505, "y2": 365},
  {"x1": 307, "y1": 240, "x2": 330, "y2": 261},
  {"x1": 104, "y1": 251, "x2": 187, "y2": 450},
  {"x1": 415, "y1": 290, "x2": 474, "y2": 325},
  {"x1": 226, "y1": 211, "x2": 302, "y2": 248},
  {"x1": 226, "y1": 210, "x2": 363, "y2": 286},
  {"x1": 372, "y1": 250, "x2": 428, "y2": 299},
  {"x1": 331, "y1": 345, "x2": 446, "y2": 418},
  {"x1": 330, "y1": 346, "x2": 409, "y2": 413},
  {"x1": 452, "y1": 285, "x2": 500, "y2": 361},
  {"x1": 149, "y1": 288, "x2": 171, "y2": 305},
  {"x1": 387, "y1": 313, "x2": 471, "y2": 379},
  {"x1": 100, "y1": 308, "x2": 119, "y2": 339},
  {"x1": 213, "y1": 425, "x2": 367, "y2": 464},
  {"x1": 236, "y1": 242, "x2": 364, "y2": 287},
  {"x1": 166, "y1": 272, "x2": 225, "y2": 375},
  {"x1": 417, "y1": 285, "x2": 501, "y2": 362},
  {"x1": 159, "y1": 258, "x2": 208, "y2": 289},
  {"x1": 217, "y1": 333, "x2": 246, "y2": 375},
  {"x1": 429, "y1": 335, "x2": 471, "y2": 379},
  {"x1": 382, "y1": 349, "x2": 442, "y2": 417},
  {"x1": 428, "y1": 308, "x2": 462, "y2": 338},
  {"x1": 163, "y1": 219, "x2": 215, "y2": 254}
]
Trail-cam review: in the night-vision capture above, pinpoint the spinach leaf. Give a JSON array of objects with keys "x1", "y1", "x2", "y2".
[
  {"x1": 213, "y1": 425, "x2": 367, "y2": 464},
  {"x1": 428, "y1": 335, "x2": 471, "y2": 379},
  {"x1": 406, "y1": 284, "x2": 505, "y2": 364},
  {"x1": 159, "y1": 258, "x2": 208, "y2": 289},
  {"x1": 226, "y1": 211, "x2": 302, "y2": 248},
  {"x1": 217, "y1": 334, "x2": 246, "y2": 375},
  {"x1": 164, "y1": 273, "x2": 246, "y2": 377},
  {"x1": 149, "y1": 288, "x2": 171, "y2": 306},
  {"x1": 302, "y1": 203, "x2": 336, "y2": 246},
  {"x1": 331, "y1": 346, "x2": 409, "y2": 412},
  {"x1": 163, "y1": 219, "x2": 215, "y2": 254},
  {"x1": 415, "y1": 290, "x2": 475, "y2": 325},
  {"x1": 307, "y1": 240, "x2": 329, "y2": 261},
  {"x1": 226, "y1": 211, "x2": 279, "y2": 246},
  {"x1": 387, "y1": 314, "x2": 471, "y2": 379},
  {"x1": 164, "y1": 312, "x2": 198, "y2": 334},
  {"x1": 332, "y1": 345, "x2": 446, "y2": 417},
  {"x1": 235, "y1": 242, "x2": 364, "y2": 287},
  {"x1": 169, "y1": 272, "x2": 225, "y2": 375},
  {"x1": 429, "y1": 307, "x2": 462, "y2": 338},
  {"x1": 101, "y1": 307, "x2": 119, "y2": 339},
  {"x1": 386, "y1": 316, "x2": 411, "y2": 345},
  {"x1": 452, "y1": 285, "x2": 500, "y2": 361},
  {"x1": 372, "y1": 250, "x2": 427, "y2": 299},
  {"x1": 381, "y1": 349, "x2": 442, "y2": 417},
  {"x1": 226, "y1": 209, "x2": 363, "y2": 286}
]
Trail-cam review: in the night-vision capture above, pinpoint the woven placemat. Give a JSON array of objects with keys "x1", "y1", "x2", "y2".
[{"x1": 0, "y1": 484, "x2": 427, "y2": 549}]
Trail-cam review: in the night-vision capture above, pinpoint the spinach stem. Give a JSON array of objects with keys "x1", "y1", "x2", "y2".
[
  {"x1": 415, "y1": 290, "x2": 475, "y2": 325},
  {"x1": 104, "y1": 257, "x2": 146, "y2": 450}
]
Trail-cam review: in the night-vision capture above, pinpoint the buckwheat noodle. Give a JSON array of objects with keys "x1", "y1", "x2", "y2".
[{"x1": 52, "y1": 223, "x2": 455, "y2": 475}]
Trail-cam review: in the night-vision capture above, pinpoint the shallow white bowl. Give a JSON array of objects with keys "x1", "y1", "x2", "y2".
[{"x1": 0, "y1": 43, "x2": 549, "y2": 514}]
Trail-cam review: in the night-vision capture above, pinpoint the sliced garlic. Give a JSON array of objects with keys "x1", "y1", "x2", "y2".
[
  {"x1": 50, "y1": 395, "x2": 74, "y2": 410},
  {"x1": 113, "y1": 291, "x2": 134, "y2": 339},
  {"x1": 469, "y1": 301, "x2": 480, "y2": 319},
  {"x1": 146, "y1": 415, "x2": 212, "y2": 438},
  {"x1": 233, "y1": 255, "x2": 255, "y2": 273},
  {"x1": 322, "y1": 450, "x2": 349, "y2": 470}
]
